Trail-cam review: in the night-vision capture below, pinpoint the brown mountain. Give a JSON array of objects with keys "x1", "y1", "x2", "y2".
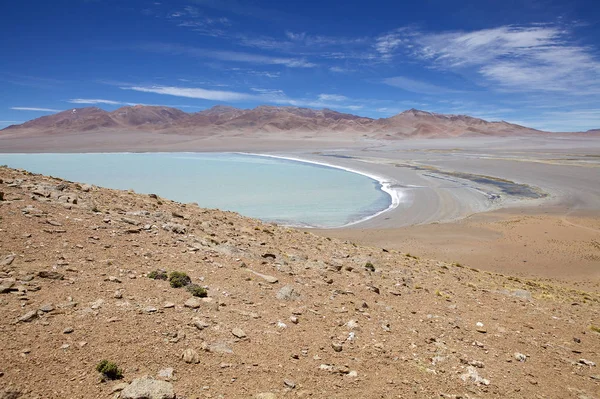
[{"x1": 2, "y1": 105, "x2": 546, "y2": 138}]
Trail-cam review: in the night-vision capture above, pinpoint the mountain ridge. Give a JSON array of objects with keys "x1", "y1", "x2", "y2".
[{"x1": 0, "y1": 104, "x2": 573, "y2": 138}]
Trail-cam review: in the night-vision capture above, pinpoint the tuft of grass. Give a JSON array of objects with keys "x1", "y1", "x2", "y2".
[
  {"x1": 590, "y1": 325, "x2": 600, "y2": 333},
  {"x1": 169, "y1": 271, "x2": 191, "y2": 288},
  {"x1": 148, "y1": 270, "x2": 168, "y2": 280},
  {"x1": 365, "y1": 262, "x2": 375, "y2": 272},
  {"x1": 186, "y1": 283, "x2": 208, "y2": 297},
  {"x1": 96, "y1": 360, "x2": 123, "y2": 380},
  {"x1": 148, "y1": 270, "x2": 167, "y2": 280}
]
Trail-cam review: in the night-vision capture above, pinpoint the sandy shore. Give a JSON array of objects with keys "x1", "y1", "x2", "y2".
[{"x1": 1, "y1": 132, "x2": 599, "y2": 285}]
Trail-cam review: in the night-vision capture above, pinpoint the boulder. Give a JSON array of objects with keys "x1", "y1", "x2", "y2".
[{"x1": 119, "y1": 376, "x2": 174, "y2": 399}]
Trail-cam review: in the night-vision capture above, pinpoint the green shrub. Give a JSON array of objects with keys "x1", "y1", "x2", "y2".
[
  {"x1": 96, "y1": 360, "x2": 123, "y2": 380},
  {"x1": 169, "y1": 271, "x2": 191, "y2": 288},
  {"x1": 186, "y1": 283, "x2": 207, "y2": 297},
  {"x1": 365, "y1": 262, "x2": 375, "y2": 272},
  {"x1": 148, "y1": 270, "x2": 167, "y2": 280}
]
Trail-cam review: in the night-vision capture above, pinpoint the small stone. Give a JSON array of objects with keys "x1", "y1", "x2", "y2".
[
  {"x1": 0, "y1": 255, "x2": 15, "y2": 267},
  {"x1": 579, "y1": 359, "x2": 596, "y2": 367},
  {"x1": 332, "y1": 342, "x2": 343, "y2": 352},
  {"x1": 107, "y1": 276, "x2": 121, "y2": 283},
  {"x1": 163, "y1": 302, "x2": 175, "y2": 309},
  {"x1": 193, "y1": 318, "x2": 210, "y2": 330},
  {"x1": 184, "y1": 298, "x2": 202, "y2": 309},
  {"x1": 347, "y1": 370, "x2": 358, "y2": 378},
  {"x1": 255, "y1": 393, "x2": 277, "y2": 399},
  {"x1": 17, "y1": 310, "x2": 38, "y2": 323},
  {"x1": 114, "y1": 290, "x2": 123, "y2": 299},
  {"x1": 232, "y1": 328, "x2": 247, "y2": 339},
  {"x1": 283, "y1": 379, "x2": 296, "y2": 388},
  {"x1": 514, "y1": 352, "x2": 527, "y2": 362},
  {"x1": 120, "y1": 376, "x2": 175, "y2": 399},
  {"x1": 63, "y1": 327, "x2": 74, "y2": 334},
  {"x1": 277, "y1": 321, "x2": 287, "y2": 329},
  {"x1": 111, "y1": 383, "x2": 129, "y2": 394},
  {"x1": 249, "y1": 270, "x2": 278, "y2": 284},
  {"x1": 182, "y1": 348, "x2": 200, "y2": 364},
  {"x1": 38, "y1": 271, "x2": 64, "y2": 280},
  {"x1": 39, "y1": 303, "x2": 55, "y2": 312},
  {"x1": 276, "y1": 285, "x2": 301, "y2": 301},
  {"x1": 158, "y1": 367, "x2": 175, "y2": 380},
  {"x1": 60, "y1": 344, "x2": 70, "y2": 350},
  {"x1": 145, "y1": 306, "x2": 158, "y2": 313},
  {"x1": 289, "y1": 316, "x2": 299, "y2": 324}
]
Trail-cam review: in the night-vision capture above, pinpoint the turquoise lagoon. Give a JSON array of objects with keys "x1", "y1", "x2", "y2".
[{"x1": 0, "y1": 152, "x2": 393, "y2": 228}]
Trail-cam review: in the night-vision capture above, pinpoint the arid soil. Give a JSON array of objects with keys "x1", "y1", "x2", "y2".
[
  {"x1": 320, "y1": 208, "x2": 600, "y2": 292},
  {"x1": 1, "y1": 167, "x2": 599, "y2": 399}
]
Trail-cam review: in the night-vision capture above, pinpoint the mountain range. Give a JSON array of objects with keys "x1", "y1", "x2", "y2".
[{"x1": 1, "y1": 105, "x2": 593, "y2": 139}]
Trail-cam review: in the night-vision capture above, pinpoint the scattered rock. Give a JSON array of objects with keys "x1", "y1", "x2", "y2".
[
  {"x1": 110, "y1": 383, "x2": 129, "y2": 394},
  {"x1": 579, "y1": 359, "x2": 596, "y2": 367},
  {"x1": 37, "y1": 271, "x2": 64, "y2": 280},
  {"x1": 283, "y1": 379, "x2": 296, "y2": 388},
  {"x1": 255, "y1": 393, "x2": 277, "y2": 399},
  {"x1": 276, "y1": 285, "x2": 301, "y2": 301},
  {"x1": 145, "y1": 306, "x2": 158, "y2": 313},
  {"x1": 0, "y1": 390, "x2": 22, "y2": 399},
  {"x1": 0, "y1": 255, "x2": 15, "y2": 267},
  {"x1": 248, "y1": 269, "x2": 278, "y2": 284},
  {"x1": 63, "y1": 327, "x2": 74, "y2": 334},
  {"x1": 461, "y1": 366, "x2": 490, "y2": 386},
  {"x1": 232, "y1": 328, "x2": 247, "y2": 339},
  {"x1": 162, "y1": 223, "x2": 186, "y2": 234},
  {"x1": 39, "y1": 303, "x2": 55, "y2": 313},
  {"x1": 120, "y1": 376, "x2": 175, "y2": 399},
  {"x1": 182, "y1": 349, "x2": 200, "y2": 364},
  {"x1": 184, "y1": 298, "x2": 202, "y2": 309},
  {"x1": 192, "y1": 318, "x2": 210, "y2": 330},
  {"x1": 157, "y1": 368, "x2": 174, "y2": 380},
  {"x1": 17, "y1": 310, "x2": 38, "y2": 323},
  {"x1": 514, "y1": 352, "x2": 527, "y2": 362},
  {"x1": 163, "y1": 302, "x2": 175, "y2": 309},
  {"x1": 332, "y1": 342, "x2": 343, "y2": 352}
]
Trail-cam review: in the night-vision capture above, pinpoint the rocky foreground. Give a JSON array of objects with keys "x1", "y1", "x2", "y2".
[{"x1": 0, "y1": 166, "x2": 598, "y2": 399}]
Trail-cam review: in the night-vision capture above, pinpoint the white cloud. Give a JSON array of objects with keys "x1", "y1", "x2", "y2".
[
  {"x1": 515, "y1": 109, "x2": 600, "y2": 132},
  {"x1": 382, "y1": 76, "x2": 463, "y2": 95},
  {"x1": 122, "y1": 85, "x2": 256, "y2": 101},
  {"x1": 120, "y1": 84, "x2": 367, "y2": 113},
  {"x1": 10, "y1": 107, "x2": 60, "y2": 112},
  {"x1": 374, "y1": 28, "x2": 412, "y2": 61},
  {"x1": 318, "y1": 94, "x2": 348, "y2": 101},
  {"x1": 68, "y1": 99, "x2": 127, "y2": 105},
  {"x1": 139, "y1": 43, "x2": 316, "y2": 68},
  {"x1": 405, "y1": 25, "x2": 600, "y2": 95}
]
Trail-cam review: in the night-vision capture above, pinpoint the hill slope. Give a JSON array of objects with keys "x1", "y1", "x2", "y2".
[
  {"x1": 0, "y1": 167, "x2": 598, "y2": 398},
  {"x1": 2, "y1": 105, "x2": 545, "y2": 139}
]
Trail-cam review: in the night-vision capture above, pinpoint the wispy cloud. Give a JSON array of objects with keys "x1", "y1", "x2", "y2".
[
  {"x1": 122, "y1": 85, "x2": 255, "y2": 101},
  {"x1": 10, "y1": 107, "x2": 61, "y2": 112},
  {"x1": 121, "y1": 84, "x2": 367, "y2": 112},
  {"x1": 138, "y1": 42, "x2": 316, "y2": 68},
  {"x1": 514, "y1": 109, "x2": 600, "y2": 132},
  {"x1": 318, "y1": 94, "x2": 348, "y2": 101},
  {"x1": 68, "y1": 98, "x2": 130, "y2": 105},
  {"x1": 378, "y1": 24, "x2": 600, "y2": 95},
  {"x1": 382, "y1": 76, "x2": 464, "y2": 95}
]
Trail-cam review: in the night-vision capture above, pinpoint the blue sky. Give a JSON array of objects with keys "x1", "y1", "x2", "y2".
[{"x1": 1, "y1": 0, "x2": 599, "y2": 131}]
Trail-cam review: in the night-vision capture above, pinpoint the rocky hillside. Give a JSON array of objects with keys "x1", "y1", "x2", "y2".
[
  {"x1": 0, "y1": 167, "x2": 599, "y2": 398},
  {"x1": 1, "y1": 105, "x2": 543, "y2": 139}
]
